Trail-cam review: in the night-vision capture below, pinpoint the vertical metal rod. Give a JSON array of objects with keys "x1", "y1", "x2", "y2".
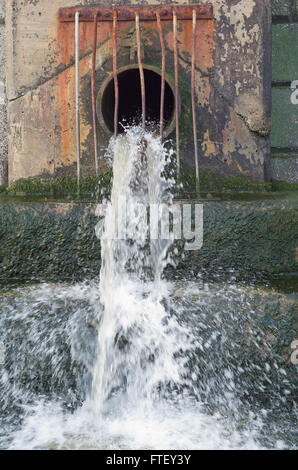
[
  {"x1": 135, "y1": 12, "x2": 146, "y2": 130},
  {"x1": 173, "y1": 10, "x2": 180, "y2": 180},
  {"x1": 191, "y1": 9, "x2": 199, "y2": 195},
  {"x1": 113, "y1": 10, "x2": 119, "y2": 139},
  {"x1": 91, "y1": 13, "x2": 99, "y2": 175},
  {"x1": 75, "y1": 12, "x2": 81, "y2": 190},
  {"x1": 156, "y1": 11, "x2": 165, "y2": 141}
]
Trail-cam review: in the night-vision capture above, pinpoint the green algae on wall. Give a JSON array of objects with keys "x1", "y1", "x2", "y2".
[
  {"x1": 6, "y1": 171, "x2": 112, "y2": 198},
  {"x1": 3, "y1": 167, "x2": 298, "y2": 198},
  {"x1": 180, "y1": 165, "x2": 273, "y2": 193}
]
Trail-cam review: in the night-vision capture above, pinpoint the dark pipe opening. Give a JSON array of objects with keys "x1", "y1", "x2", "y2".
[{"x1": 100, "y1": 68, "x2": 175, "y2": 134}]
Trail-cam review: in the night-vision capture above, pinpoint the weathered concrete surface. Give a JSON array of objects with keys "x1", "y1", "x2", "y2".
[
  {"x1": 0, "y1": 0, "x2": 7, "y2": 186},
  {"x1": 6, "y1": 0, "x2": 272, "y2": 183},
  {"x1": 0, "y1": 196, "x2": 297, "y2": 282}
]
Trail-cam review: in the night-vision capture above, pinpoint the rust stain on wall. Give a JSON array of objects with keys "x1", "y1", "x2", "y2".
[{"x1": 6, "y1": 0, "x2": 271, "y2": 184}]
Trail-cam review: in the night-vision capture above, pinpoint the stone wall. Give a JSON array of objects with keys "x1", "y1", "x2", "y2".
[
  {"x1": 5, "y1": 0, "x2": 272, "y2": 184},
  {"x1": 272, "y1": 0, "x2": 298, "y2": 182},
  {"x1": 0, "y1": 197, "x2": 297, "y2": 282},
  {"x1": 0, "y1": 0, "x2": 7, "y2": 186}
]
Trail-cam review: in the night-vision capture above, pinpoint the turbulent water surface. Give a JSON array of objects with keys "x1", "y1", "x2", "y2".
[{"x1": 0, "y1": 128, "x2": 296, "y2": 450}]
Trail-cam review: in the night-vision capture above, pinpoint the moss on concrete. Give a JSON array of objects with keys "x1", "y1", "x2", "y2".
[
  {"x1": 180, "y1": 163, "x2": 298, "y2": 193},
  {"x1": 6, "y1": 170, "x2": 113, "y2": 198},
  {"x1": 272, "y1": 180, "x2": 298, "y2": 192},
  {"x1": 4, "y1": 165, "x2": 298, "y2": 199},
  {"x1": 181, "y1": 165, "x2": 272, "y2": 193}
]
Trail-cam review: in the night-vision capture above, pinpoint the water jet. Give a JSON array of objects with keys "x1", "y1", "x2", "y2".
[{"x1": 0, "y1": 0, "x2": 296, "y2": 452}]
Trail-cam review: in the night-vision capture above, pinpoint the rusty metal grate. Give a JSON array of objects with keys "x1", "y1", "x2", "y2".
[
  {"x1": 61, "y1": 4, "x2": 213, "y2": 190},
  {"x1": 58, "y1": 5, "x2": 213, "y2": 22}
]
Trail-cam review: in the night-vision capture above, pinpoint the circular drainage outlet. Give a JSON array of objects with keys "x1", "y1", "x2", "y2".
[{"x1": 97, "y1": 65, "x2": 176, "y2": 136}]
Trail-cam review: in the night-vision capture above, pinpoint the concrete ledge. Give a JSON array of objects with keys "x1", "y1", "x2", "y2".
[{"x1": 0, "y1": 197, "x2": 297, "y2": 282}]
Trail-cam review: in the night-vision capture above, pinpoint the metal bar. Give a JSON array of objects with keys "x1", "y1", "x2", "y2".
[
  {"x1": 91, "y1": 12, "x2": 99, "y2": 175},
  {"x1": 75, "y1": 11, "x2": 81, "y2": 190},
  {"x1": 156, "y1": 11, "x2": 165, "y2": 140},
  {"x1": 58, "y1": 5, "x2": 214, "y2": 23},
  {"x1": 135, "y1": 12, "x2": 146, "y2": 130},
  {"x1": 113, "y1": 10, "x2": 119, "y2": 139},
  {"x1": 173, "y1": 10, "x2": 180, "y2": 179},
  {"x1": 191, "y1": 9, "x2": 199, "y2": 194}
]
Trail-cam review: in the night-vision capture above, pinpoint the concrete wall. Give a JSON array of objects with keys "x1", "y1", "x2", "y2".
[
  {"x1": 6, "y1": 0, "x2": 272, "y2": 184},
  {"x1": 0, "y1": 0, "x2": 7, "y2": 186},
  {"x1": 0, "y1": 196, "x2": 297, "y2": 282},
  {"x1": 272, "y1": 0, "x2": 298, "y2": 182}
]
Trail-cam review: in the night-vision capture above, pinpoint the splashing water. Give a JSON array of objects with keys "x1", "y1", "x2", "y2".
[
  {"x1": 92, "y1": 127, "x2": 187, "y2": 413},
  {"x1": 0, "y1": 127, "x2": 296, "y2": 449}
]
